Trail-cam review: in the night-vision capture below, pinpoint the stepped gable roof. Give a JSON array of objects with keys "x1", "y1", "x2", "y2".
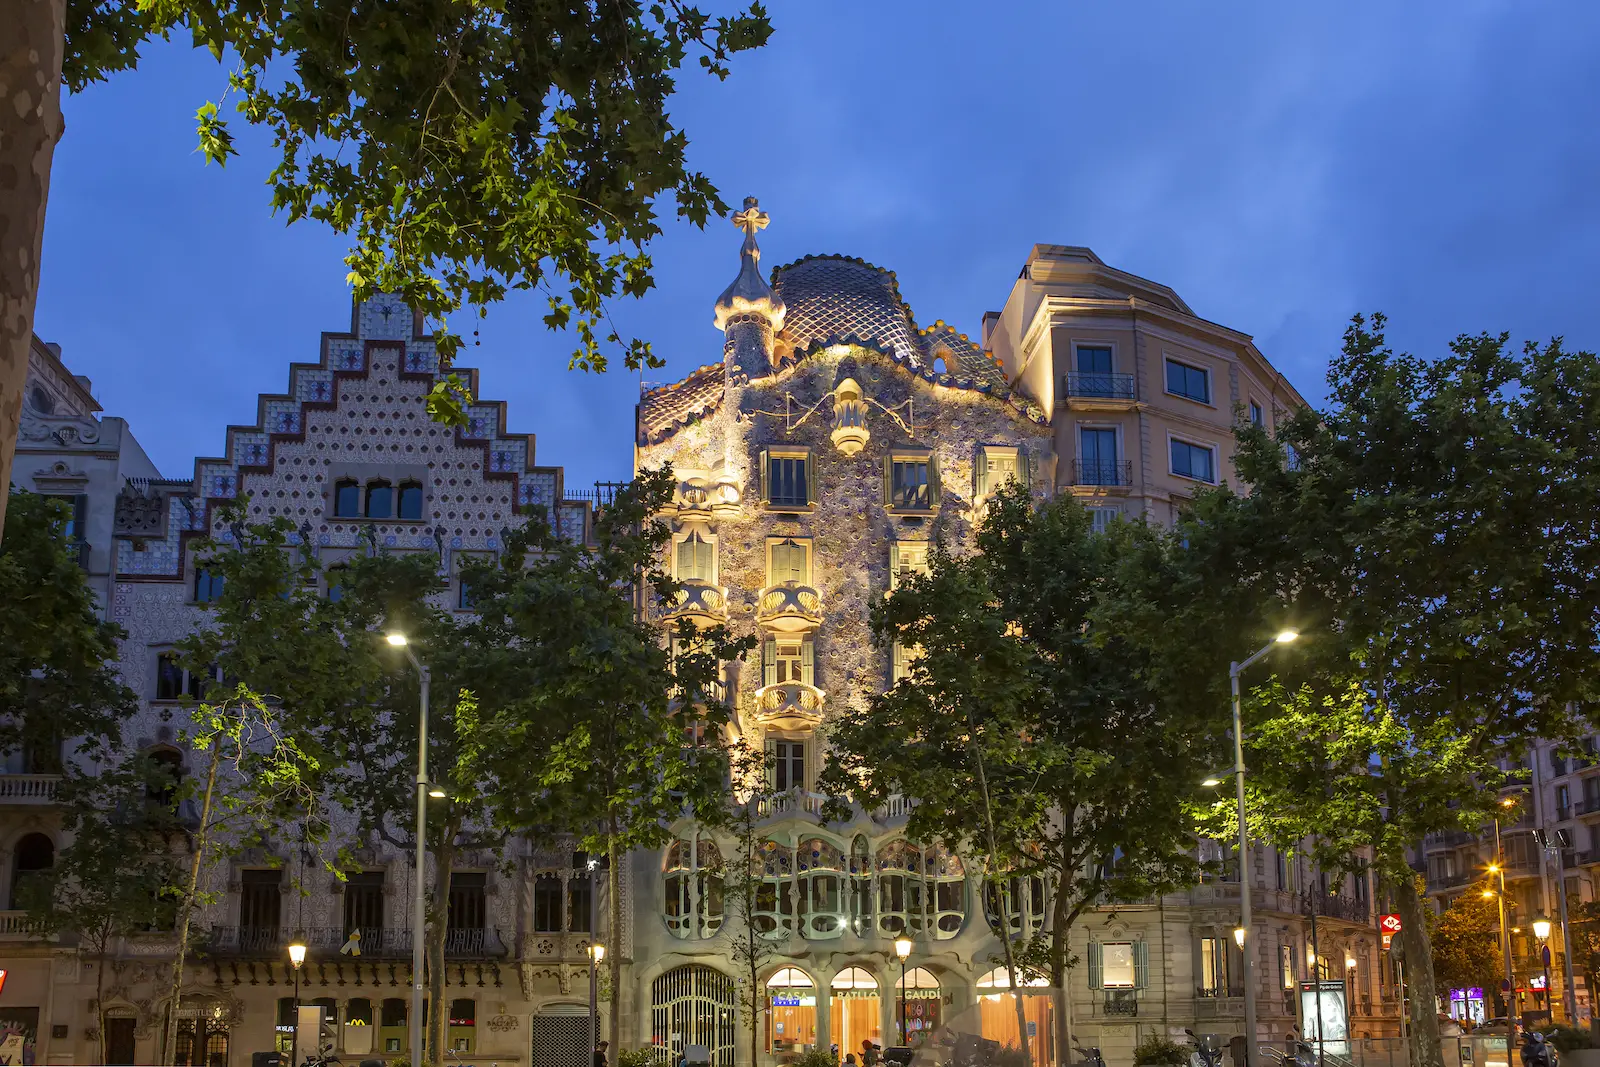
[{"x1": 637, "y1": 362, "x2": 726, "y2": 445}]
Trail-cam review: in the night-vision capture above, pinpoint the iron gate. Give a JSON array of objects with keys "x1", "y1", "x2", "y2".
[{"x1": 650, "y1": 965, "x2": 738, "y2": 1067}]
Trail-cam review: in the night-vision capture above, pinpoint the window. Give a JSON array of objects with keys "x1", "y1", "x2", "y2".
[
  {"x1": 677, "y1": 533, "x2": 715, "y2": 583},
  {"x1": 664, "y1": 840, "x2": 726, "y2": 940},
  {"x1": 1090, "y1": 507, "x2": 1119, "y2": 534},
  {"x1": 1165, "y1": 358, "x2": 1210, "y2": 403},
  {"x1": 344, "y1": 871, "x2": 384, "y2": 939},
  {"x1": 326, "y1": 566, "x2": 348, "y2": 603},
  {"x1": 754, "y1": 842, "x2": 796, "y2": 937},
  {"x1": 334, "y1": 480, "x2": 361, "y2": 517},
  {"x1": 446, "y1": 872, "x2": 486, "y2": 933},
  {"x1": 768, "y1": 538, "x2": 811, "y2": 586},
  {"x1": 155, "y1": 652, "x2": 207, "y2": 700},
  {"x1": 1091, "y1": 941, "x2": 1141, "y2": 989},
  {"x1": 194, "y1": 568, "x2": 225, "y2": 603},
  {"x1": 1276, "y1": 852, "x2": 1288, "y2": 892},
  {"x1": 238, "y1": 870, "x2": 282, "y2": 949},
  {"x1": 9, "y1": 833, "x2": 53, "y2": 909},
  {"x1": 457, "y1": 576, "x2": 476, "y2": 611},
  {"x1": 983, "y1": 874, "x2": 1047, "y2": 938},
  {"x1": 1170, "y1": 439, "x2": 1216, "y2": 483},
  {"x1": 347, "y1": 999, "x2": 373, "y2": 1027},
  {"x1": 449, "y1": 999, "x2": 475, "y2": 1026},
  {"x1": 770, "y1": 739, "x2": 806, "y2": 792},
  {"x1": 886, "y1": 451, "x2": 939, "y2": 511},
  {"x1": 1249, "y1": 400, "x2": 1264, "y2": 427},
  {"x1": 397, "y1": 482, "x2": 424, "y2": 521},
  {"x1": 1353, "y1": 869, "x2": 1369, "y2": 904},
  {"x1": 877, "y1": 841, "x2": 924, "y2": 937},
  {"x1": 891, "y1": 642, "x2": 921, "y2": 685},
  {"x1": 889, "y1": 542, "x2": 930, "y2": 590},
  {"x1": 1078, "y1": 428, "x2": 1120, "y2": 485},
  {"x1": 48, "y1": 494, "x2": 88, "y2": 551},
  {"x1": 975, "y1": 446, "x2": 1028, "y2": 501},
  {"x1": 1199, "y1": 936, "x2": 1230, "y2": 995},
  {"x1": 796, "y1": 838, "x2": 845, "y2": 939},
  {"x1": 568, "y1": 875, "x2": 592, "y2": 933},
  {"x1": 763, "y1": 637, "x2": 814, "y2": 688},
  {"x1": 1281, "y1": 944, "x2": 1296, "y2": 990},
  {"x1": 366, "y1": 481, "x2": 394, "y2": 520},
  {"x1": 533, "y1": 874, "x2": 563, "y2": 933},
  {"x1": 1077, "y1": 345, "x2": 1114, "y2": 376},
  {"x1": 763, "y1": 450, "x2": 811, "y2": 509},
  {"x1": 1558, "y1": 784, "x2": 1571, "y2": 818},
  {"x1": 147, "y1": 749, "x2": 183, "y2": 807},
  {"x1": 380, "y1": 999, "x2": 406, "y2": 1027}
]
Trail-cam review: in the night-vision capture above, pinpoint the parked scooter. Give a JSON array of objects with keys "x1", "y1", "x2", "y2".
[
  {"x1": 1185, "y1": 1029, "x2": 1225, "y2": 1067},
  {"x1": 1521, "y1": 1030, "x2": 1559, "y2": 1067},
  {"x1": 1074, "y1": 1045, "x2": 1107, "y2": 1067}
]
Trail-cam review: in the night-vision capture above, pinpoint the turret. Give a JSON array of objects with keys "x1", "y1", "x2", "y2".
[{"x1": 713, "y1": 197, "x2": 786, "y2": 378}]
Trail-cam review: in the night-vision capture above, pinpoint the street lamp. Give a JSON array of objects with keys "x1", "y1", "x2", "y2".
[
  {"x1": 288, "y1": 933, "x2": 308, "y2": 1067},
  {"x1": 386, "y1": 631, "x2": 431, "y2": 1067},
  {"x1": 1491, "y1": 798, "x2": 1517, "y2": 1060},
  {"x1": 895, "y1": 937, "x2": 913, "y2": 1046},
  {"x1": 1233, "y1": 927, "x2": 1246, "y2": 949},
  {"x1": 589, "y1": 942, "x2": 606, "y2": 1062},
  {"x1": 1534, "y1": 916, "x2": 1554, "y2": 1022},
  {"x1": 1228, "y1": 629, "x2": 1300, "y2": 1067}
]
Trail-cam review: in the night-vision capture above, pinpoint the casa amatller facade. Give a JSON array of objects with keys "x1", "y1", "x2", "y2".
[{"x1": 0, "y1": 201, "x2": 1395, "y2": 1067}]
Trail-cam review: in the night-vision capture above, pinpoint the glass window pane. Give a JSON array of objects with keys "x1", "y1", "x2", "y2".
[
  {"x1": 367, "y1": 482, "x2": 393, "y2": 519},
  {"x1": 1077, "y1": 346, "x2": 1113, "y2": 375}
]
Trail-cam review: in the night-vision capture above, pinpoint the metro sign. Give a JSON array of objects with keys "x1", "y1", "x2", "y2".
[{"x1": 1380, "y1": 914, "x2": 1402, "y2": 950}]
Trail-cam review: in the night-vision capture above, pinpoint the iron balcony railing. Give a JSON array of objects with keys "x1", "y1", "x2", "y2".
[
  {"x1": 202, "y1": 925, "x2": 507, "y2": 959},
  {"x1": 1064, "y1": 374, "x2": 1136, "y2": 401},
  {"x1": 1102, "y1": 992, "x2": 1138, "y2": 1016},
  {"x1": 1072, "y1": 460, "x2": 1133, "y2": 487}
]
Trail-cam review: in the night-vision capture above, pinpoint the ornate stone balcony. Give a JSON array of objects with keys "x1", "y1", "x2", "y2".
[
  {"x1": 752, "y1": 681, "x2": 825, "y2": 731},
  {"x1": 0, "y1": 775, "x2": 62, "y2": 804},
  {"x1": 669, "y1": 580, "x2": 728, "y2": 625},
  {"x1": 756, "y1": 581, "x2": 822, "y2": 632}
]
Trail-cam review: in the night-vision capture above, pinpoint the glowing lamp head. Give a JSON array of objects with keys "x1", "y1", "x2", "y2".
[
  {"x1": 1307, "y1": 945, "x2": 1316, "y2": 967},
  {"x1": 1345, "y1": 957, "x2": 1357, "y2": 970},
  {"x1": 1482, "y1": 889, "x2": 1497, "y2": 899},
  {"x1": 287, "y1": 936, "x2": 308, "y2": 967},
  {"x1": 386, "y1": 633, "x2": 408, "y2": 647},
  {"x1": 1201, "y1": 776, "x2": 1224, "y2": 788},
  {"x1": 895, "y1": 937, "x2": 913, "y2": 960},
  {"x1": 1534, "y1": 918, "x2": 1553, "y2": 940},
  {"x1": 1233, "y1": 927, "x2": 1246, "y2": 948},
  {"x1": 590, "y1": 943, "x2": 605, "y2": 963},
  {"x1": 427, "y1": 786, "x2": 447, "y2": 799},
  {"x1": 1501, "y1": 797, "x2": 1517, "y2": 808},
  {"x1": 1274, "y1": 630, "x2": 1300, "y2": 644},
  {"x1": 1486, "y1": 863, "x2": 1501, "y2": 874}
]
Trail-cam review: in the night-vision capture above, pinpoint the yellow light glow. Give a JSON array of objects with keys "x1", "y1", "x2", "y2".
[
  {"x1": 1275, "y1": 630, "x2": 1300, "y2": 644},
  {"x1": 1202, "y1": 777, "x2": 1224, "y2": 788},
  {"x1": 1345, "y1": 957, "x2": 1357, "y2": 970},
  {"x1": 1482, "y1": 890, "x2": 1496, "y2": 899},
  {"x1": 386, "y1": 633, "x2": 408, "y2": 646},
  {"x1": 1233, "y1": 927, "x2": 1246, "y2": 948},
  {"x1": 1486, "y1": 863, "x2": 1501, "y2": 874},
  {"x1": 1534, "y1": 919, "x2": 1552, "y2": 940},
  {"x1": 288, "y1": 937, "x2": 308, "y2": 967},
  {"x1": 1501, "y1": 797, "x2": 1517, "y2": 808},
  {"x1": 590, "y1": 943, "x2": 606, "y2": 963},
  {"x1": 895, "y1": 937, "x2": 913, "y2": 959},
  {"x1": 427, "y1": 785, "x2": 447, "y2": 799}
]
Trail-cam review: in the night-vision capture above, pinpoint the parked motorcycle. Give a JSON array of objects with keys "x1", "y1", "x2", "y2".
[
  {"x1": 1185, "y1": 1029, "x2": 1225, "y2": 1067},
  {"x1": 1521, "y1": 1030, "x2": 1559, "y2": 1067},
  {"x1": 1074, "y1": 1045, "x2": 1107, "y2": 1067}
]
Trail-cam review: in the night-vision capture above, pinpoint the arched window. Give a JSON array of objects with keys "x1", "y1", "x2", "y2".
[
  {"x1": 347, "y1": 998, "x2": 373, "y2": 1026},
  {"x1": 676, "y1": 533, "x2": 714, "y2": 583},
  {"x1": 334, "y1": 480, "x2": 361, "y2": 517},
  {"x1": 366, "y1": 481, "x2": 393, "y2": 519},
  {"x1": 380, "y1": 998, "x2": 407, "y2": 1027},
  {"x1": 796, "y1": 838, "x2": 845, "y2": 939},
  {"x1": 924, "y1": 844, "x2": 966, "y2": 938},
  {"x1": 397, "y1": 482, "x2": 424, "y2": 521},
  {"x1": 765, "y1": 968, "x2": 816, "y2": 1053},
  {"x1": 829, "y1": 968, "x2": 880, "y2": 1057},
  {"x1": 662, "y1": 838, "x2": 724, "y2": 940},
  {"x1": 10, "y1": 832, "x2": 54, "y2": 908},
  {"x1": 877, "y1": 841, "x2": 924, "y2": 937},
  {"x1": 984, "y1": 874, "x2": 1048, "y2": 938},
  {"x1": 896, "y1": 968, "x2": 943, "y2": 1047},
  {"x1": 755, "y1": 841, "x2": 795, "y2": 939}
]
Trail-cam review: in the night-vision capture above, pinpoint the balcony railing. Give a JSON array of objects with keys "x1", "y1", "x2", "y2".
[
  {"x1": 1311, "y1": 893, "x2": 1371, "y2": 923},
  {"x1": 1424, "y1": 830, "x2": 1476, "y2": 850},
  {"x1": 203, "y1": 925, "x2": 507, "y2": 959},
  {"x1": 756, "y1": 790, "x2": 828, "y2": 819},
  {"x1": 1071, "y1": 460, "x2": 1133, "y2": 487},
  {"x1": 756, "y1": 582, "x2": 822, "y2": 632},
  {"x1": 0, "y1": 911, "x2": 49, "y2": 939},
  {"x1": 753, "y1": 682, "x2": 825, "y2": 728},
  {"x1": 1064, "y1": 374, "x2": 1136, "y2": 401},
  {"x1": 0, "y1": 775, "x2": 62, "y2": 803},
  {"x1": 1578, "y1": 796, "x2": 1600, "y2": 817},
  {"x1": 669, "y1": 581, "x2": 727, "y2": 624},
  {"x1": 1102, "y1": 992, "x2": 1138, "y2": 1017}
]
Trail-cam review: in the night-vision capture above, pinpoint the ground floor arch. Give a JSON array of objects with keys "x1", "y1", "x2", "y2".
[{"x1": 651, "y1": 964, "x2": 738, "y2": 1067}]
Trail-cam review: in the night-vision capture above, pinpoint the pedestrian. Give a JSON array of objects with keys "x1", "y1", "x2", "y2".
[
  {"x1": 594, "y1": 1040, "x2": 609, "y2": 1067},
  {"x1": 862, "y1": 1039, "x2": 879, "y2": 1067},
  {"x1": 846, "y1": 1056, "x2": 857, "y2": 1067}
]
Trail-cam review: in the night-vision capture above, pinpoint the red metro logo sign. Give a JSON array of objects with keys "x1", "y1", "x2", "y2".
[{"x1": 1380, "y1": 913, "x2": 1402, "y2": 950}]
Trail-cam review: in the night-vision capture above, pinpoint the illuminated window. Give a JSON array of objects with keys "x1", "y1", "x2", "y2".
[
  {"x1": 662, "y1": 838, "x2": 724, "y2": 940},
  {"x1": 886, "y1": 450, "x2": 939, "y2": 511},
  {"x1": 889, "y1": 542, "x2": 929, "y2": 590},
  {"x1": 762, "y1": 449, "x2": 812, "y2": 509},
  {"x1": 762, "y1": 637, "x2": 813, "y2": 687},
  {"x1": 768, "y1": 538, "x2": 811, "y2": 586},
  {"x1": 1199, "y1": 936, "x2": 1230, "y2": 996}
]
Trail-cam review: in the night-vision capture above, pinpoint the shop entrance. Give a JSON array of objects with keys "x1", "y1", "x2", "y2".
[{"x1": 830, "y1": 967, "x2": 881, "y2": 1059}]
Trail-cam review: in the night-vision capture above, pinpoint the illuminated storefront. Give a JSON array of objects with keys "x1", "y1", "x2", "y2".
[
  {"x1": 976, "y1": 967, "x2": 1054, "y2": 1063},
  {"x1": 767, "y1": 969, "x2": 817, "y2": 1057},
  {"x1": 830, "y1": 967, "x2": 882, "y2": 1056},
  {"x1": 895, "y1": 968, "x2": 941, "y2": 1047}
]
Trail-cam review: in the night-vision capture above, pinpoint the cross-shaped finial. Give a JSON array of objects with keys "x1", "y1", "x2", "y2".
[{"x1": 732, "y1": 196, "x2": 769, "y2": 237}]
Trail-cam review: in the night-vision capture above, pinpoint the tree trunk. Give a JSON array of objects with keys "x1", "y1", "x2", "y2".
[
  {"x1": 94, "y1": 924, "x2": 109, "y2": 1066},
  {"x1": 607, "y1": 822, "x2": 622, "y2": 1055},
  {"x1": 0, "y1": 0, "x2": 65, "y2": 539},
  {"x1": 1051, "y1": 861, "x2": 1074, "y2": 1067},
  {"x1": 1394, "y1": 872, "x2": 1445, "y2": 1067},
  {"x1": 966, "y1": 712, "x2": 1031, "y2": 1067},
  {"x1": 427, "y1": 832, "x2": 454, "y2": 1067},
  {"x1": 162, "y1": 741, "x2": 223, "y2": 1065}
]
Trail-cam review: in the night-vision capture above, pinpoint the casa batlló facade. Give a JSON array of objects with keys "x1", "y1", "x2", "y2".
[{"x1": 1, "y1": 203, "x2": 1395, "y2": 1067}]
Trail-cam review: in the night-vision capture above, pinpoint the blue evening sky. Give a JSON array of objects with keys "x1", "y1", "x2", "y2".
[{"x1": 34, "y1": 2, "x2": 1600, "y2": 489}]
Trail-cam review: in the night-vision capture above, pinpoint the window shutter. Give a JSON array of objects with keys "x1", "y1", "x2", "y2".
[
  {"x1": 1018, "y1": 450, "x2": 1032, "y2": 490},
  {"x1": 1087, "y1": 941, "x2": 1103, "y2": 989},
  {"x1": 889, "y1": 546, "x2": 901, "y2": 589},
  {"x1": 928, "y1": 454, "x2": 942, "y2": 507},
  {"x1": 801, "y1": 639, "x2": 815, "y2": 687},
  {"x1": 975, "y1": 449, "x2": 990, "y2": 501},
  {"x1": 804, "y1": 454, "x2": 815, "y2": 506},
  {"x1": 891, "y1": 642, "x2": 904, "y2": 685},
  {"x1": 759, "y1": 450, "x2": 771, "y2": 505},
  {"x1": 882, "y1": 457, "x2": 893, "y2": 506},
  {"x1": 763, "y1": 639, "x2": 777, "y2": 688},
  {"x1": 764, "y1": 737, "x2": 777, "y2": 791},
  {"x1": 1134, "y1": 941, "x2": 1149, "y2": 989}
]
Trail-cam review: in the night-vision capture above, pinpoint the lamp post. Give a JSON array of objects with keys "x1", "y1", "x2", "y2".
[
  {"x1": 1533, "y1": 917, "x2": 1554, "y2": 1024},
  {"x1": 1488, "y1": 795, "x2": 1517, "y2": 1065},
  {"x1": 589, "y1": 942, "x2": 606, "y2": 1061},
  {"x1": 288, "y1": 933, "x2": 308, "y2": 1067},
  {"x1": 894, "y1": 937, "x2": 912, "y2": 1046},
  {"x1": 387, "y1": 632, "x2": 434, "y2": 1067},
  {"x1": 1228, "y1": 629, "x2": 1299, "y2": 1067}
]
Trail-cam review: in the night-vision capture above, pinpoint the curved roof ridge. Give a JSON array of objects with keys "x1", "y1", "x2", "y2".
[{"x1": 769, "y1": 253, "x2": 906, "y2": 304}]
